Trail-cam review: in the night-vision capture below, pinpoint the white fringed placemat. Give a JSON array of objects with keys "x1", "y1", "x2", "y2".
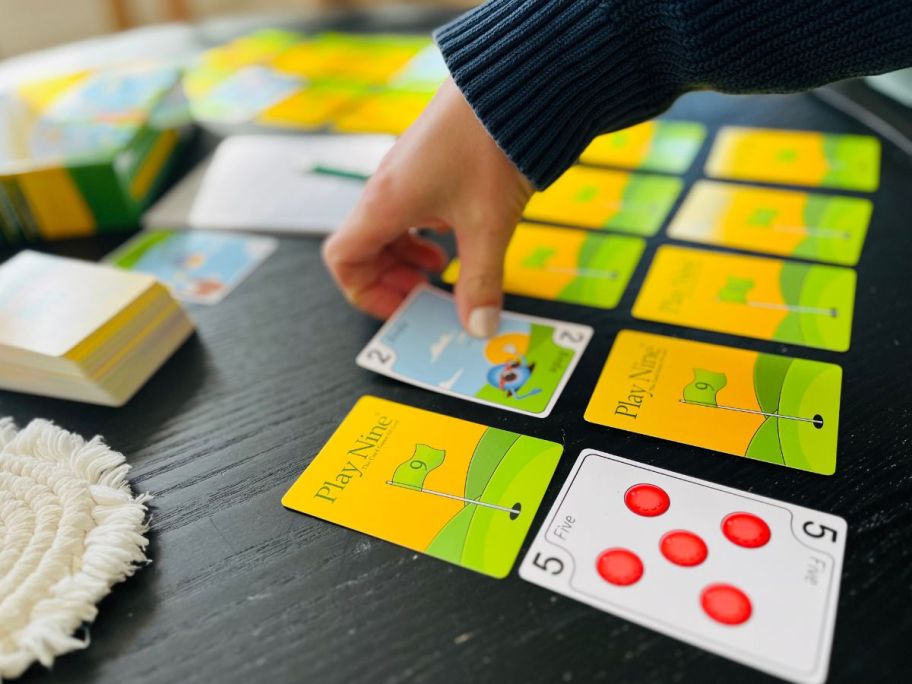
[{"x1": 0, "y1": 418, "x2": 150, "y2": 680}]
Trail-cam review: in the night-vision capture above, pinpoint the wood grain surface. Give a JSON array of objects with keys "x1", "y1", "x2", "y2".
[{"x1": 2, "y1": 12, "x2": 911, "y2": 684}]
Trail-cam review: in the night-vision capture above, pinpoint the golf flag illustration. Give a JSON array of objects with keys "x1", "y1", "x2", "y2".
[
  {"x1": 718, "y1": 275, "x2": 837, "y2": 317},
  {"x1": 584, "y1": 331, "x2": 841, "y2": 474},
  {"x1": 681, "y1": 368, "x2": 824, "y2": 428},
  {"x1": 388, "y1": 444, "x2": 523, "y2": 518},
  {"x1": 747, "y1": 206, "x2": 851, "y2": 241},
  {"x1": 521, "y1": 246, "x2": 618, "y2": 280},
  {"x1": 281, "y1": 397, "x2": 564, "y2": 578}
]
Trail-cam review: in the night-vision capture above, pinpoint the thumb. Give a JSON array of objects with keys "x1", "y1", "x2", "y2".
[{"x1": 453, "y1": 221, "x2": 515, "y2": 339}]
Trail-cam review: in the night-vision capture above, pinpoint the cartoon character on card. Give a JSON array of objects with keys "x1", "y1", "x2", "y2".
[{"x1": 484, "y1": 332, "x2": 542, "y2": 400}]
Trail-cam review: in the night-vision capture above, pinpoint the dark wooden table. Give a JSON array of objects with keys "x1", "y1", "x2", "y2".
[{"x1": 2, "y1": 9, "x2": 911, "y2": 684}]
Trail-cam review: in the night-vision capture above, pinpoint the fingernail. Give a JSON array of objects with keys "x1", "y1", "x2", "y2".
[{"x1": 467, "y1": 307, "x2": 499, "y2": 339}]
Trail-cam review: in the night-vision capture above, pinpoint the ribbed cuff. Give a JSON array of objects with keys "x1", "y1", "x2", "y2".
[{"x1": 434, "y1": 0, "x2": 682, "y2": 188}]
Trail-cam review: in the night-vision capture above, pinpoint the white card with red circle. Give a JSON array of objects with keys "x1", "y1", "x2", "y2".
[{"x1": 519, "y1": 449, "x2": 846, "y2": 683}]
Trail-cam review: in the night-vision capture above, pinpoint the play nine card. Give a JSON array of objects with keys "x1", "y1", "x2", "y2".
[
  {"x1": 282, "y1": 396, "x2": 562, "y2": 578},
  {"x1": 585, "y1": 330, "x2": 841, "y2": 474}
]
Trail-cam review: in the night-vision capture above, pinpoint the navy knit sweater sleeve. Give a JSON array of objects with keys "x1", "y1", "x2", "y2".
[{"x1": 434, "y1": 0, "x2": 912, "y2": 188}]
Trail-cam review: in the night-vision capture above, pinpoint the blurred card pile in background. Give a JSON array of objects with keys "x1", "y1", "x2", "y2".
[{"x1": 0, "y1": 63, "x2": 192, "y2": 243}]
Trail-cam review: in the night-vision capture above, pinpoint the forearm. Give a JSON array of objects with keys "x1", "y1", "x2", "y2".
[{"x1": 435, "y1": 0, "x2": 912, "y2": 188}]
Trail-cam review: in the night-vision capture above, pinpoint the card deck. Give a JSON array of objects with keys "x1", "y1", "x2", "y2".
[
  {"x1": 107, "y1": 229, "x2": 277, "y2": 304},
  {"x1": 523, "y1": 166, "x2": 683, "y2": 236},
  {"x1": 580, "y1": 120, "x2": 707, "y2": 173},
  {"x1": 667, "y1": 180, "x2": 873, "y2": 266},
  {"x1": 585, "y1": 330, "x2": 841, "y2": 474},
  {"x1": 282, "y1": 396, "x2": 563, "y2": 578},
  {"x1": 632, "y1": 245, "x2": 856, "y2": 351},
  {"x1": 357, "y1": 286, "x2": 592, "y2": 417},
  {"x1": 705, "y1": 126, "x2": 880, "y2": 192},
  {"x1": 441, "y1": 223, "x2": 645, "y2": 310},
  {"x1": 520, "y1": 449, "x2": 846, "y2": 683}
]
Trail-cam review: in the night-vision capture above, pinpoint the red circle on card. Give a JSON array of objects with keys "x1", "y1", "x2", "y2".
[
  {"x1": 660, "y1": 530, "x2": 708, "y2": 567},
  {"x1": 596, "y1": 548, "x2": 644, "y2": 586},
  {"x1": 701, "y1": 584, "x2": 752, "y2": 625},
  {"x1": 624, "y1": 483, "x2": 670, "y2": 517},
  {"x1": 722, "y1": 512, "x2": 771, "y2": 548}
]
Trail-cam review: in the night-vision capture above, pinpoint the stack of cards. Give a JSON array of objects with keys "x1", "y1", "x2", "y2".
[
  {"x1": 0, "y1": 251, "x2": 194, "y2": 405},
  {"x1": 106, "y1": 229, "x2": 277, "y2": 305},
  {"x1": 442, "y1": 223, "x2": 645, "y2": 310}
]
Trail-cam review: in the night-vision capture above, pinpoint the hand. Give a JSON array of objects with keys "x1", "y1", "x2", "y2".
[{"x1": 322, "y1": 77, "x2": 534, "y2": 338}]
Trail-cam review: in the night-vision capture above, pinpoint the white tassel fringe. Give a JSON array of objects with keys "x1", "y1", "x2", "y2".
[{"x1": 0, "y1": 418, "x2": 151, "y2": 680}]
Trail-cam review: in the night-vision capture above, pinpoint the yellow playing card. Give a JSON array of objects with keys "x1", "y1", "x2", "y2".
[
  {"x1": 257, "y1": 83, "x2": 362, "y2": 129},
  {"x1": 667, "y1": 180, "x2": 873, "y2": 266},
  {"x1": 270, "y1": 33, "x2": 428, "y2": 85},
  {"x1": 442, "y1": 223, "x2": 645, "y2": 310},
  {"x1": 585, "y1": 330, "x2": 841, "y2": 474},
  {"x1": 282, "y1": 396, "x2": 563, "y2": 578},
  {"x1": 632, "y1": 245, "x2": 856, "y2": 351},
  {"x1": 524, "y1": 166, "x2": 683, "y2": 236},
  {"x1": 705, "y1": 126, "x2": 880, "y2": 191},
  {"x1": 580, "y1": 120, "x2": 706, "y2": 173},
  {"x1": 332, "y1": 90, "x2": 433, "y2": 135}
]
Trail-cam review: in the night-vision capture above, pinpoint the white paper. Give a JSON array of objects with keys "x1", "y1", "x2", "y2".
[{"x1": 143, "y1": 134, "x2": 395, "y2": 235}]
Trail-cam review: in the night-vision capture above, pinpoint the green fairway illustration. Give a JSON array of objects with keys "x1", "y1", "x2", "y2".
[
  {"x1": 678, "y1": 357, "x2": 838, "y2": 474},
  {"x1": 555, "y1": 234, "x2": 645, "y2": 309},
  {"x1": 773, "y1": 262, "x2": 856, "y2": 351},
  {"x1": 746, "y1": 355, "x2": 840, "y2": 473},
  {"x1": 423, "y1": 428, "x2": 563, "y2": 578},
  {"x1": 611, "y1": 173, "x2": 683, "y2": 235}
]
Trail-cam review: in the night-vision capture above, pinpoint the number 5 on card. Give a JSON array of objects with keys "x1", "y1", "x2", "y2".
[{"x1": 520, "y1": 450, "x2": 847, "y2": 683}]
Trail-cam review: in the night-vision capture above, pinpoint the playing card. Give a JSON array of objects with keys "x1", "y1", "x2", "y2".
[
  {"x1": 585, "y1": 330, "x2": 841, "y2": 474},
  {"x1": 282, "y1": 396, "x2": 562, "y2": 578},
  {"x1": 632, "y1": 245, "x2": 856, "y2": 351},
  {"x1": 356, "y1": 285, "x2": 592, "y2": 417},
  {"x1": 332, "y1": 90, "x2": 434, "y2": 135},
  {"x1": 270, "y1": 33, "x2": 428, "y2": 85},
  {"x1": 523, "y1": 166, "x2": 683, "y2": 236},
  {"x1": 189, "y1": 65, "x2": 303, "y2": 125},
  {"x1": 107, "y1": 229, "x2": 277, "y2": 304},
  {"x1": 580, "y1": 120, "x2": 707, "y2": 173},
  {"x1": 520, "y1": 449, "x2": 846, "y2": 683},
  {"x1": 667, "y1": 180, "x2": 873, "y2": 266},
  {"x1": 441, "y1": 223, "x2": 645, "y2": 310},
  {"x1": 257, "y1": 83, "x2": 363, "y2": 129},
  {"x1": 705, "y1": 126, "x2": 880, "y2": 192}
]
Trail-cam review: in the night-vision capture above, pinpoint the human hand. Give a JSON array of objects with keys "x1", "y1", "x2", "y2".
[{"x1": 322, "y1": 77, "x2": 533, "y2": 338}]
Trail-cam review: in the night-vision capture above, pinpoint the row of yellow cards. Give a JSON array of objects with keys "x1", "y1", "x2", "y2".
[
  {"x1": 443, "y1": 232, "x2": 855, "y2": 352},
  {"x1": 526, "y1": 127, "x2": 878, "y2": 261}
]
